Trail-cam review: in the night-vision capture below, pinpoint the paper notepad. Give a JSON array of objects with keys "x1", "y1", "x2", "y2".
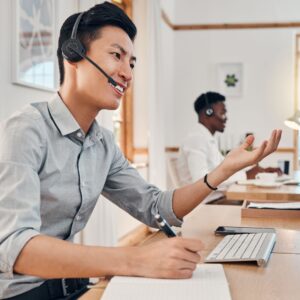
[
  {"x1": 101, "y1": 264, "x2": 231, "y2": 300},
  {"x1": 248, "y1": 202, "x2": 300, "y2": 210}
]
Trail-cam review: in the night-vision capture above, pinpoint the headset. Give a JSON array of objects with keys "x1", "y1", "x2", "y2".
[
  {"x1": 61, "y1": 12, "x2": 118, "y2": 88},
  {"x1": 204, "y1": 93, "x2": 214, "y2": 117}
]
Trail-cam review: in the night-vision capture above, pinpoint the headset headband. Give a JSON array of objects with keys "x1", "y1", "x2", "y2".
[
  {"x1": 204, "y1": 93, "x2": 210, "y2": 107},
  {"x1": 71, "y1": 12, "x2": 84, "y2": 39}
]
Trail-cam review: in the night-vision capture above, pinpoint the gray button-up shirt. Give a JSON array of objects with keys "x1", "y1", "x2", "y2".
[{"x1": 0, "y1": 94, "x2": 181, "y2": 299}]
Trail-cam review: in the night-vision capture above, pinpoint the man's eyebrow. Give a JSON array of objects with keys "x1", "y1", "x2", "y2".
[{"x1": 111, "y1": 43, "x2": 136, "y2": 62}]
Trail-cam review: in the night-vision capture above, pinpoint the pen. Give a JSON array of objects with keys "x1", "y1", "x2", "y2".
[{"x1": 154, "y1": 213, "x2": 177, "y2": 237}]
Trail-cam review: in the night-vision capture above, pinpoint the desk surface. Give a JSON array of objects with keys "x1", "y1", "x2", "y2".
[
  {"x1": 183, "y1": 205, "x2": 300, "y2": 300},
  {"x1": 226, "y1": 183, "x2": 300, "y2": 201},
  {"x1": 81, "y1": 205, "x2": 300, "y2": 300},
  {"x1": 182, "y1": 204, "x2": 300, "y2": 253}
]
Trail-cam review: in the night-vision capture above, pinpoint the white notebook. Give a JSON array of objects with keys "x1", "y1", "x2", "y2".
[
  {"x1": 248, "y1": 202, "x2": 300, "y2": 210},
  {"x1": 101, "y1": 264, "x2": 231, "y2": 300}
]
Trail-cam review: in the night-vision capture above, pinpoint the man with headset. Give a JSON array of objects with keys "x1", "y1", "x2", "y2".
[
  {"x1": 0, "y1": 3, "x2": 281, "y2": 299},
  {"x1": 177, "y1": 91, "x2": 282, "y2": 203}
]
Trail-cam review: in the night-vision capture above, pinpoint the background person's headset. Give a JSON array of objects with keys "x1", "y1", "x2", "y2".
[
  {"x1": 61, "y1": 12, "x2": 118, "y2": 88},
  {"x1": 204, "y1": 93, "x2": 214, "y2": 117}
]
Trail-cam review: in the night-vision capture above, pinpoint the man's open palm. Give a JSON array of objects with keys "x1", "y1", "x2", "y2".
[{"x1": 223, "y1": 130, "x2": 282, "y2": 173}]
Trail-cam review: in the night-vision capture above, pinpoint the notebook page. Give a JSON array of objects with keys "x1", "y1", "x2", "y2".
[
  {"x1": 101, "y1": 264, "x2": 231, "y2": 300},
  {"x1": 248, "y1": 202, "x2": 300, "y2": 210}
]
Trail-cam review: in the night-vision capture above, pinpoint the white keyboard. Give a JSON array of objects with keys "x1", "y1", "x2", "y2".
[{"x1": 205, "y1": 233, "x2": 276, "y2": 267}]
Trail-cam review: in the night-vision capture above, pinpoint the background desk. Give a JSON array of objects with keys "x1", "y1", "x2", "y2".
[
  {"x1": 226, "y1": 183, "x2": 300, "y2": 201},
  {"x1": 81, "y1": 205, "x2": 300, "y2": 300}
]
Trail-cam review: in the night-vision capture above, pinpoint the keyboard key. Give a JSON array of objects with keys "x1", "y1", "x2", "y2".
[
  {"x1": 242, "y1": 233, "x2": 262, "y2": 259},
  {"x1": 251, "y1": 233, "x2": 267, "y2": 258},
  {"x1": 217, "y1": 234, "x2": 241, "y2": 260},
  {"x1": 225, "y1": 234, "x2": 247, "y2": 259},
  {"x1": 206, "y1": 235, "x2": 234, "y2": 259}
]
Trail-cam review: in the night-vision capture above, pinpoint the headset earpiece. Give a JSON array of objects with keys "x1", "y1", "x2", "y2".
[
  {"x1": 204, "y1": 93, "x2": 214, "y2": 117},
  {"x1": 205, "y1": 107, "x2": 214, "y2": 117},
  {"x1": 61, "y1": 12, "x2": 86, "y2": 62},
  {"x1": 62, "y1": 38, "x2": 86, "y2": 62}
]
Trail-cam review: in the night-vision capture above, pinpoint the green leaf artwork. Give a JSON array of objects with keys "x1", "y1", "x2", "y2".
[{"x1": 224, "y1": 74, "x2": 238, "y2": 87}]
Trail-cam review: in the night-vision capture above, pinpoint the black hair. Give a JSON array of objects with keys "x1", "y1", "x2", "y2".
[
  {"x1": 194, "y1": 91, "x2": 226, "y2": 115},
  {"x1": 57, "y1": 1, "x2": 137, "y2": 85}
]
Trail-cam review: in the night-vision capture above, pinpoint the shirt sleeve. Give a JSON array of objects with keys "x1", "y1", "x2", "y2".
[
  {"x1": 102, "y1": 133, "x2": 182, "y2": 228},
  {"x1": 0, "y1": 111, "x2": 44, "y2": 278}
]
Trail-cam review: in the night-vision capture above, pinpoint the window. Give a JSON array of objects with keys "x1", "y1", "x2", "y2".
[
  {"x1": 21, "y1": 61, "x2": 54, "y2": 89},
  {"x1": 13, "y1": 0, "x2": 56, "y2": 91}
]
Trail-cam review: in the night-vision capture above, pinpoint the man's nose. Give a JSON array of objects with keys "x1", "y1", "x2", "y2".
[{"x1": 119, "y1": 63, "x2": 133, "y2": 83}]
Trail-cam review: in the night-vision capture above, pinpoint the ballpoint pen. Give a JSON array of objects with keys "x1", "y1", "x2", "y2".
[{"x1": 154, "y1": 213, "x2": 177, "y2": 237}]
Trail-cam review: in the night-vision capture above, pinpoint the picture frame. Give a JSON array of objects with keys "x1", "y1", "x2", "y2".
[
  {"x1": 11, "y1": 0, "x2": 57, "y2": 91},
  {"x1": 217, "y1": 63, "x2": 243, "y2": 97}
]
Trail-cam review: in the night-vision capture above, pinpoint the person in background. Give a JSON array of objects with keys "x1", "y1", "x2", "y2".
[
  {"x1": 0, "y1": 4, "x2": 281, "y2": 300},
  {"x1": 177, "y1": 92, "x2": 282, "y2": 203}
]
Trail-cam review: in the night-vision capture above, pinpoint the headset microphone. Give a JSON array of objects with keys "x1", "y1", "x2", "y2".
[{"x1": 61, "y1": 12, "x2": 120, "y2": 90}]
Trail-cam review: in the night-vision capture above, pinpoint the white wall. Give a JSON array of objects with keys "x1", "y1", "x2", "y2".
[
  {"x1": 161, "y1": 0, "x2": 176, "y2": 22},
  {"x1": 172, "y1": 28, "x2": 295, "y2": 148},
  {"x1": 161, "y1": 8, "x2": 176, "y2": 147},
  {"x1": 174, "y1": 0, "x2": 300, "y2": 24},
  {"x1": 160, "y1": 0, "x2": 299, "y2": 154}
]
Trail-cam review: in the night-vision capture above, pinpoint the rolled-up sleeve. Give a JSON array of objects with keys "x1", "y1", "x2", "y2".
[
  {"x1": 0, "y1": 111, "x2": 44, "y2": 277},
  {"x1": 102, "y1": 133, "x2": 182, "y2": 228}
]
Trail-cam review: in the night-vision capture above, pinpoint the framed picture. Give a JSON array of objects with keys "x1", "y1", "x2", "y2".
[
  {"x1": 11, "y1": 0, "x2": 57, "y2": 91},
  {"x1": 217, "y1": 63, "x2": 243, "y2": 97}
]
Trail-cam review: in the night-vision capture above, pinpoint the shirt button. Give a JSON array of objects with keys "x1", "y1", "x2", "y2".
[
  {"x1": 76, "y1": 215, "x2": 81, "y2": 221},
  {"x1": 77, "y1": 132, "x2": 83, "y2": 137}
]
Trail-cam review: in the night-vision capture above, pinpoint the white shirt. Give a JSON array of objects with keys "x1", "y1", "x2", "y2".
[{"x1": 176, "y1": 123, "x2": 246, "y2": 202}]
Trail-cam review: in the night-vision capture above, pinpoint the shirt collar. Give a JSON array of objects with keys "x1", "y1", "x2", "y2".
[
  {"x1": 87, "y1": 120, "x2": 103, "y2": 142},
  {"x1": 198, "y1": 123, "x2": 215, "y2": 140},
  {"x1": 48, "y1": 93, "x2": 103, "y2": 142},
  {"x1": 48, "y1": 93, "x2": 81, "y2": 136}
]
